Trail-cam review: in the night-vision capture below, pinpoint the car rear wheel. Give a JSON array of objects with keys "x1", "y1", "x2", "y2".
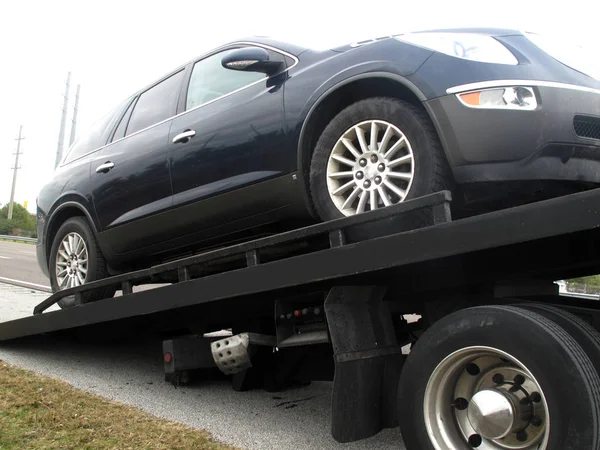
[
  {"x1": 49, "y1": 217, "x2": 115, "y2": 308},
  {"x1": 309, "y1": 97, "x2": 450, "y2": 221},
  {"x1": 398, "y1": 305, "x2": 600, "y2": 450}
]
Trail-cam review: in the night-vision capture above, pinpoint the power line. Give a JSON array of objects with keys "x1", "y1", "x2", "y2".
[{"x1": 8, "y1": 125, "x2": 24, "y2": 220}]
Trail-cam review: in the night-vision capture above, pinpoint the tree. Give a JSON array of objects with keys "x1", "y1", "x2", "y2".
[
  {"x1": 0, "y1": 203, "x2": 36, "y2": 232},
  {"x1": 0, "y1": 219, "x2": 17, "y2": 235}
]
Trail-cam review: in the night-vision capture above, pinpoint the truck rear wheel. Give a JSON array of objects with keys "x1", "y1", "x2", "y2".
[
  {"x1": 398, "y1": 305, "x2": 600, "y2": 450},
  {"x1": 519, "y1": 303, "x2": 600, "y2": 376}
]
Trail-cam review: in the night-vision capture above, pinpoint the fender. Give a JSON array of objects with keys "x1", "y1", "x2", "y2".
[
  {"x1": 45, "y1": 195, "x2": 99, "y2": 251},
  {"x1": 48, "y1": 200, "x2": 98, "y2": 234}
]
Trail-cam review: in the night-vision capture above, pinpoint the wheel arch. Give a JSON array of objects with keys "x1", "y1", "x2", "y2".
[
  {"x1": 296, "y1": 72, "x2": 433, "y2": 216},
  {"x1": 45, "y1": 200, "x2": 97, "y2": 264}
]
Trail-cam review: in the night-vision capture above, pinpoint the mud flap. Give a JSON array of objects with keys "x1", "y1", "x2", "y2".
[{"x1": 325, "y1": 286, "x2": 403, "y2": 443}]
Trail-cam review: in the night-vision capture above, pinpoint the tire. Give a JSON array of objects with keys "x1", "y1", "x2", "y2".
[
  {"x1": 48, "y1": 217, "x2": 115, "y2": 308},
  {"x1": 309, "y1": 97, "x2": 450, "y2": 222},
  {"x1": 398, "y1": 305, "x2": 600, "y2": 450},
  {"x1": 519, "y1": 303, "x2": 600, "y2": 376}
]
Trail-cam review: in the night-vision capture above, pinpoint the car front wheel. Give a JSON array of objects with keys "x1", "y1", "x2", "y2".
[
  {"x1": 309, "y1": 97, "x2": 450, "y2": 221},
  {"x1": 48, "y1": 216, "x2": 115, "y2": 308}
]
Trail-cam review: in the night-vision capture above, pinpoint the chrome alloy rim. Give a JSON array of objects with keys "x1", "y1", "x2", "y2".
[
  {"x1": 424, "y1": 346, "x2": 550, "y2": 450},
  {"x1": 55, "y1": 232, "x2": 88, "y2": 288},
  {"x1": 326, "y1": 120, "x2": 415, "y2": 216}
]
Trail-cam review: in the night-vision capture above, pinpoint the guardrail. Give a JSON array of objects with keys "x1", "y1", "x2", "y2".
[
  {"x1": 560, "y1": 291, "x2": 600, "y2": 300},
  {"x1": 0, "y1": 235, "x2": 37, "y2": 243}
]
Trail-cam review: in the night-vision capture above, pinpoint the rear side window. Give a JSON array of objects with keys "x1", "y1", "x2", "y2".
[
  {"x1": 126, "y1": 70, "x2": 185, "y2": 136},
  {"x1": 185, "y1": 49, "x2": 266, "y2": 111},
  {"x1": 111, "y1": 98, "x2": 137, "y2": 142},
  {"x1": 64, "y1": 107, "x2": 119, "y2": 163}
]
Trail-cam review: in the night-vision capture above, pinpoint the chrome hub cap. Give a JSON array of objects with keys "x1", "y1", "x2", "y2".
[
  {"x1": 326, "y1": 120, "x2": 415, "y2": 216},
  {"x1": 468, "y1": 390, "x2": 516, "y2": 439},
  {"x1": 424, "y1": 346, "x2": 549, "y2": 450},
  {"x1": 55, "y1": 232, "x2": 88, "y2": 289}
]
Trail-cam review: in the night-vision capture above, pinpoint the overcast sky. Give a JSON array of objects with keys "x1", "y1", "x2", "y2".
[{"x1": 1, "y1": 0, "x2": 599, "y2": 212}]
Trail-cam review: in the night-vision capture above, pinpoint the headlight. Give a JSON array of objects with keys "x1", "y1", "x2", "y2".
[
  {"x1": 396, "y1": 32, "x2": 518, "y2": 65},
  {"x1": 457, "y1": 86, "x2": 538, "y2": 111},
  {"x1": 525, "y1": 32, "x2": 600, "y2": 81}
]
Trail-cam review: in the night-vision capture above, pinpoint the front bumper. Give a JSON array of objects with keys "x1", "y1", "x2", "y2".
[
  {"x1": 36, "y1": 240, "x2": 49, "y2": 278},
  {"x1": 35, "y1": 209, "x2": 49, "y2": 278},
  {"x1": 426, "y1": 82, "x2": 600, "y2": 184}
]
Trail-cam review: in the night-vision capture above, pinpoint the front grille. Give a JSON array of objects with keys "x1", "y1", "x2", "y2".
[{"x1": 574, "y1": 115, "x2": 600, "y2": 141}]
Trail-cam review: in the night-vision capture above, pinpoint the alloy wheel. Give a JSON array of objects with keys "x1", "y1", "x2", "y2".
[
  {"x1": 326, "y1": 120, "x2": 415, "y2": 216},
  {"x1": 55, "y1": 232, "x2": 89, "y2": 289}
]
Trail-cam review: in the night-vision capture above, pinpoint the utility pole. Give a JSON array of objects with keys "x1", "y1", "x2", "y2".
[
  {"x1": 69, "y1": 84, "x2": 80, "y2": 146},
  {"x1": 55, "y1": 71, "x2": 71, "y2": 168},
  {"x1": 8, "y1": 125, "x2": 24, "y2": 220}
]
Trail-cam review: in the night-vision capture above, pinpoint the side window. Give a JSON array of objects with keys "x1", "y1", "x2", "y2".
[
  {"x1": 126, "y1": 70, "x2": 185, "y2": 136},
  {"x1": 186, "y1": 49, "x2": 266, "y2": 111},
  {"x1": 111, "y1": 97, "x2": 137, "y2": 142},
  {"x1": 64, "y1": 106, "x2": 120, "y2": 164}
]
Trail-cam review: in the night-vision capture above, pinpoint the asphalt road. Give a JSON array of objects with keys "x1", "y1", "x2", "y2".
[
  {"x1": 0, "y1": 283, "x2": 406, "y2": 449},
  {"x1": 0, "y1": 241, "x2": 50, "y2": 290}
]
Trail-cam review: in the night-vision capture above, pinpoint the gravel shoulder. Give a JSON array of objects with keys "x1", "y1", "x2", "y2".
[{"x1": 0, "y1": 283, "x2": 405, "y2": 450}]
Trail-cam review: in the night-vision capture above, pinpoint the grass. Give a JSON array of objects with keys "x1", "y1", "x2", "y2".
[{"x1": 0, "y1": 361, "x2": 237, "y2": 450}]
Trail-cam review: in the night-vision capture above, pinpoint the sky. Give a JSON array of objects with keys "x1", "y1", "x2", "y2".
[{"x1": 1, "y1": 0, "x2": 599, "y2": 213}]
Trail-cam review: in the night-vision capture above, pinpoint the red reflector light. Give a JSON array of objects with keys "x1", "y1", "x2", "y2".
[
  {"x1": 294, "y1": 310, "x2": 302, "y2": 317},
  {"x1": 164, "y1": 352, "x2": 172, "y2": 363}
]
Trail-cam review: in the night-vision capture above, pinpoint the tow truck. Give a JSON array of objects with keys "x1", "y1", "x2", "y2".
[{"x1": 2, "y1": 189, "x2": 600, "y2": 450}]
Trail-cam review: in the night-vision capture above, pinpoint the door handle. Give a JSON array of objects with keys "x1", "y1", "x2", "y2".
[
  {"x1": 95, "y1": 161, "x2": 115, "y2": 174},
  {"x1": 172, "y1": 129, "x2": 196, "y2": 144}
]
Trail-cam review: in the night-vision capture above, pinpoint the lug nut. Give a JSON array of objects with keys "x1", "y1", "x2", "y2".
[
  {"x1": 516, "y1": 431, "x2": 528, "y2": 442},
  {"x1": 466, "y1": 363, "x2": 480, "y2": 376},
  {"x1": 356, "y1": 171, "x2": 364, "y2": 179},
  {"x1": 468, "y1": 435, "x2": 482, "y2": 448},
  {"x1": 378, "y1": 163, "x2": 385, "y2": 172},
  {"x1": 531, "y1": 416, "x2": 543, "y2": 427},
  {"x1": 453, "y1": 397, "x2": 468, "y2": 410},
  {"x1": 531, "y1": 392, "x2": 542, "y2": 403},
  {"x1": 359, "y1": 158, "x2": 367, "y2": 167},
  {"x1": 492, "y1": 373, "x2": 504, "y2": 385},
  {"x1": 370, "y1": 154, "x2": 378, "y2": 163},
  {"x1": 514, "y1": 375, "x2": 525, "y2": 386},
  {"x1": 363, "y1": 180, "x2": 371, "y2": 188},
  {"x1": 374, "y1": 176, "x2": 382, "y2": 184}
]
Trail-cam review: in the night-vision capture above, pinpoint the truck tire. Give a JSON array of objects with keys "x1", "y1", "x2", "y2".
[
  {"x1": 519, "y1": 303, "x2": 600, "y2": 376},
  {"x1": 398, "y1": 305, "x2": 600, "y2": 450},
  {"x1": 49, "y1": 217, "x2": 115, "y2": 308},
  {"x1": 309, "y1": 97, "x2": 450, "y2": 221}
]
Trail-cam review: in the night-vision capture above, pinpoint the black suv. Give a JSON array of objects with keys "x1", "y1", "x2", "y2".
[{"x1": 36, "y1": 32, "x2": 600, "y2": 307}]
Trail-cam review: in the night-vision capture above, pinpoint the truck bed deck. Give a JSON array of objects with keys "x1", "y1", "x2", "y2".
[{"x1": 2, "y1": 188, "x2": 600, "y2": 342}]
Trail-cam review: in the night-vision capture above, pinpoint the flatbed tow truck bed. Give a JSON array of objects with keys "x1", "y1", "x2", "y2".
[{"x1": 3, "y1": 189, "x2": 600, "y2": 449}]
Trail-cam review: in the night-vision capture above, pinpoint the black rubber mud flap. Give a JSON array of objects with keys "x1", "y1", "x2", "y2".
[{"x1": 324, "y1": 286, "x2": 402, "y2": 443}]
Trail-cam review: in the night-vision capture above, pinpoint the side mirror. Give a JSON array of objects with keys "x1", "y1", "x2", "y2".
[{"x1": 222, "y1": 47, "x2": 283, "y2": 75}]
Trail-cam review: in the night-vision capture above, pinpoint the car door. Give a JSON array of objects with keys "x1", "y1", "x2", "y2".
[
  {"x1": 91, "y1": 69, "x2": 185, "y2": 255},
  {"x1": 167, "y1": 45, "x2": 293, "y2": 240}
]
